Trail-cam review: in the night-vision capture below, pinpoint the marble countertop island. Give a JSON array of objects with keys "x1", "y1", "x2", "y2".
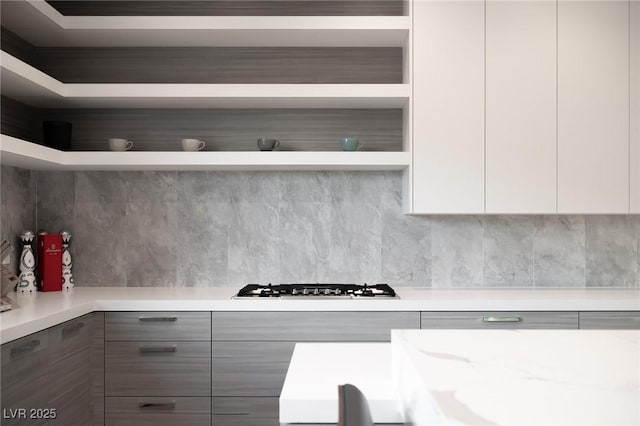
[{"x1": 392, "y1": 329, "x2": 640, "y2": 426}]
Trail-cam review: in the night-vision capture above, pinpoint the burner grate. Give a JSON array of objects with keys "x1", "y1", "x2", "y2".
[{"x1": 235, "y1": 283, "x2": 397, "y2": 298}]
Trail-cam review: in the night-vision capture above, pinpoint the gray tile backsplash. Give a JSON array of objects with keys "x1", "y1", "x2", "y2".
[
  {"x1": 584, "y1": 216, "x2": 638, "y2": 287},
  {"x1": 483, "y1": 216, "x2": 535, "y2": 287},
  {"x1": 381, "y1": 174, "x2": 431, "y2": 286},
  {"x1": 1, "y1": 166, "x2": 36, "y2": 276},
  {"x1": 36, "y1": 171, "x2": 75, "y2": 229},
  {"x1": 533, "y1": 216, "x2": 585, "y2": 287},
  {"x1": 431, "y1": 216, "x2": 483, "y2": 288},
  {"x1": 2, "y1": 165, "x2": 639, "y2": 288}
]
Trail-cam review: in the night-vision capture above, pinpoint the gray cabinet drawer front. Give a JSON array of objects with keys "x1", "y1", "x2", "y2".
[
  {"x1": 212, "y1": 397, "x2": 279, "y2": 426},
  {"x1": 106, "y1": 397, "x2": 210, "y2": 426},
  {"x1": 49, "y1": 375, "x2": 91, "y2": 426},
  {"x1": 49, "y1": 347, "x2": 91, "y2": 401},
  {"x1": 212, "y1": 342, "x2": 295, "y2": 396},
  {"x1": 105, "y1": 341, "x2": 211, "y2": 396},
  {"x1": 580, "y1": 312, "x2": 640, "y2": 329},
  {"x1": 0, "y1": 373, "x2": 50, "y2": 425},
  {"x1": 49, "y1": 314, "x2": 92, "y2": 364},
  {"x1": 212, "y1": 312, "x2": 419, "y2": 341},
  {"x1": 420, "y1": 312, "x2": 579, "y2": 329},
  {"x1": 106, "y1": 312, "x2": 211, "y2": 341},
  {"x1": 91, "y1": 312, "x2": 106, "y2": 426},
  {"x1": 105, "y1": 312, "x2": 211, "y2": 341},
  {"x1": 1, "y1": 331, "x2": 48, "y2": 393}
]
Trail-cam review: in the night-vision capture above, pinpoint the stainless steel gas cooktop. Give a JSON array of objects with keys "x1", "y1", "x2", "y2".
[{"x1": 234, "y1": 283, "x2": 398, "y2": 298}]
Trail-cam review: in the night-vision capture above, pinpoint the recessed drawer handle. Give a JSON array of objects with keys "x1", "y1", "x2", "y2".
[
  {"x1": 10, "y1": 340, "x2": 41, "y2": 357},
  {"x1": 138, "y1": 401, "x2": 176, "y2": 410},
  {"x1": 138, "y1": 316, "x2": 178, "y2": 322},
  {"x1": 62, "y1": 322, "x2": 85, "y2": 338},
  {"x1": 139, "y1": 345, "x2": 177, "y2": 354},
  {"x1": 482, "y1": 316, "x2": 522, "y2": 323}
]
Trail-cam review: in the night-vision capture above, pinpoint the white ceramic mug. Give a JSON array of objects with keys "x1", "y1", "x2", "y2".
[
  {"x1": 181, "y1": 139, "x2": 206, "y2": 151},
  {"x1": 108, "y1": 138, "x2": 133, "y2": 151}
]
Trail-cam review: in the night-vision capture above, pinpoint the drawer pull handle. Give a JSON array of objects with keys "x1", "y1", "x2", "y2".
[
  {"x1": 139, "y1": 345, "x2": 177, "y2": 354},
  {"x1": 10, "y1": 340, "x2": 40, "y2": 357},
  {"x1": 138, "y1": 401, "x2": 176, "y2": 410},
  {"x1": 483, "y1": 316, "x2": 522, "y2": 323},
  {"x1": 138, "y1": 316, "x2": 178, "y2": 322},
  {"x1": 62, "y1": 322, "x2": 85, "y2": 338}
]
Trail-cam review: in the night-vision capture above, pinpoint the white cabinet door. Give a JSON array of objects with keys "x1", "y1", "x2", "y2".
[
  {"x1": 558, "y1": 0, "x2": 630, "y2": 213},
  {"x1": 630, "y1": 0, "x2": 640, "y2": 212},
  {"x1": 412, "y1": 0, "x2": 485, "y2": 213},
  {"x1": 485, "y1": 0, "x2": 557, "y2": 213}
]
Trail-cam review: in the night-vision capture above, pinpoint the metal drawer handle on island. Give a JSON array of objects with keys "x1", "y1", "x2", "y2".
[
  {"x1": 138, "y1": 401, "x2": 177, "y2": 410},
  {"x1": 10, "y1": 339, "x2": 40, "y2": 357},
  {"x1": 62, "y1": 321, "x2": 85, "y2": 338},
  {"x1": 138, "y1": 316, "x2": 178, "y2": 322},
  {"x1": 139, "y1": 345, "x2": 178, "y2": 354},
  {"x1": 482, "y1": 316, "x2": 522, "y2": 323}
]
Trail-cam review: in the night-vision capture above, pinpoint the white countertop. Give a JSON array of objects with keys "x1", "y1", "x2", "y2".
[
  {"x1": 279, "y1": 343, "x2": 402, "y2": 424},
  {"x1": 392, "y1": 329, "x2": 640, "y2": 426},
  {"x1": 1, "y1": 287, "x2": 639, "y2": 344}
]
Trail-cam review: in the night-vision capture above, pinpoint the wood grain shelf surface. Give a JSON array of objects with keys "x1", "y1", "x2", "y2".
[
  {"x1": 0, "y1": 134, "x2": 411, "y2": 171},
  {"x1": 1, "y1": 51, "x2": 410, "y2": 108}
]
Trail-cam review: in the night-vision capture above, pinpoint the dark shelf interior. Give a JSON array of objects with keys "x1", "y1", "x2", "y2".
[
  {"x1": 2, "y1": 97, "x2": 403, "y2": 152},
  {"x1": 45, "y1": 0, "x2": 405, "y2": 16}
]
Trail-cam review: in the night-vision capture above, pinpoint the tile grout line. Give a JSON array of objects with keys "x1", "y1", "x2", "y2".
[
  {"x1": 583, "y1": 216, "x2": 587, "y2": 288},
  {"x1": 481, "y1": 216, "x2": 485, "y2": 288},
  {"x1": 532, "y1": 216, "x2": 537, "y2": 288}
]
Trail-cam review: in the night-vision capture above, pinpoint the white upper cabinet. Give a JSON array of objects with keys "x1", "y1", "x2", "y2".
[
  {"x1": 630, "y1": 0, "x2": 640, "y2": 213},
  {"x1": 558, "y1": 0, "x2": 630, "y2": 213},
  {"x1": 411, "y1": 0, "x2": 633, "y2": 214},
  {"x1": 412, "y1": 0, "x2": 485, "y2": 214},
  {"x1": 485, "y1": 0, "x2": 557, "y2": 214}
]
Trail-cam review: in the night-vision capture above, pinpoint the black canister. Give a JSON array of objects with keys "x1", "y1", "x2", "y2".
[{"x1": 42, "y1": 121, "x2": 72, "y2": 150}]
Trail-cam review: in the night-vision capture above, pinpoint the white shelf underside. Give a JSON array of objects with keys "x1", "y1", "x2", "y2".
[{"x1": 0, "y1": 135, "x2": 411, "y2": 171}]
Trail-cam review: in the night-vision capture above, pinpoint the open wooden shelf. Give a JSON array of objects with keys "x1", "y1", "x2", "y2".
[
  {"x1": 0, "y1": 1, "x2": 410, "y2": 170},
  {"x1": 2, "y1": 0, "x2": 410, "y2": 47},
  {"x1": 0, "y1": 51, "x2": 410, "y2": 108},
  {"x1": 0, "y1": 135, "x2": 411, "y2": 171}
]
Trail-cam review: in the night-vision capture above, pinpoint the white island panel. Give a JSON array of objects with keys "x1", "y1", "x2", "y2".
[{"x1": 279, "y1": 343, "x2": 402, "y2": 424}]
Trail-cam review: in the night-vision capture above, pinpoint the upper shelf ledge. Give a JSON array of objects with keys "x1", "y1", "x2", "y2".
[
  {"x1": 0, "y1": 51, "x2": 410, "y2": 108},
  {"x1": 0, "y1": 135, "x2": 411, "y2": 171},
  {"x1": 1, "y1": 0, "x2": 410, "y2": 47}
]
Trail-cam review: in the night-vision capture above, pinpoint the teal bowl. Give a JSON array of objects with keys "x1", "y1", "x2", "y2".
[{"x1": 340, "y1": 138, "x2": 361, "y2": 151}]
